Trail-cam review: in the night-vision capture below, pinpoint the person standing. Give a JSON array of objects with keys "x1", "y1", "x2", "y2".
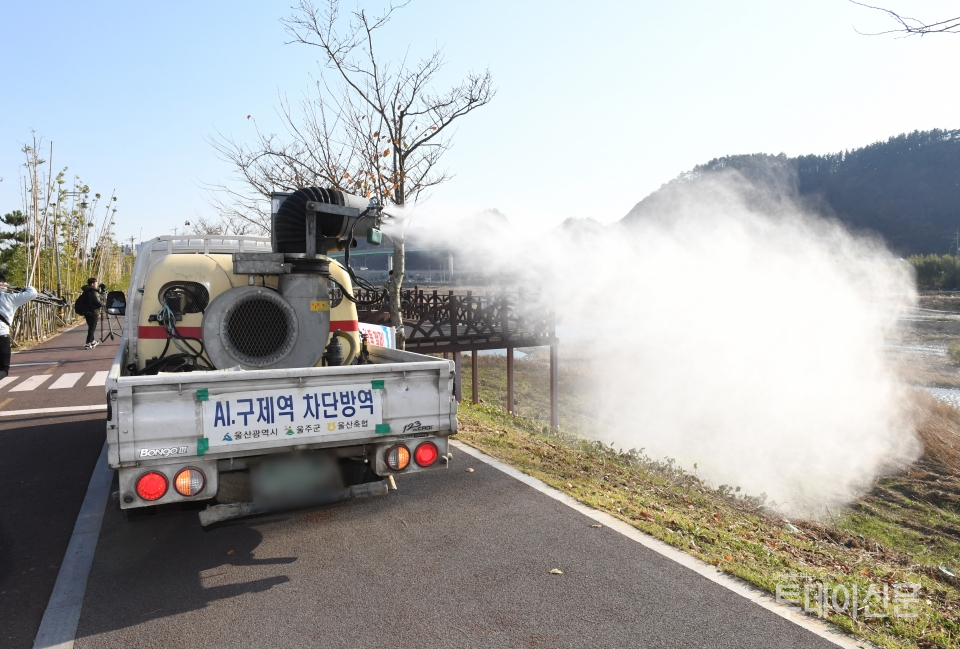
[
  {"x1": 0, "y1": 275, "x2": 37, "y2": 380},
  {"x1": 80, "y1": 278, "x2": 103, "y2": 349}
]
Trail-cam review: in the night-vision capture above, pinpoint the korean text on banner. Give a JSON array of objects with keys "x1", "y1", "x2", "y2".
[
  {"x1": 358, "y1": 322, "x2": 394, "y2": 348},
  {"x1": 201, "y1": 384, "x2": 383, "y2": 447}
]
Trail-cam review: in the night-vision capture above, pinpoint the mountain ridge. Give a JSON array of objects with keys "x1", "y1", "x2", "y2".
[{"x1": 621, "y1": 129, "x2": 960, "y2": 256}]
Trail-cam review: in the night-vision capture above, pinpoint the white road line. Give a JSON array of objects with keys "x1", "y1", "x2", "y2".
[
  {"x1": 11, "y1": 362, "x2": 60, "y2": 367},
  {"x1": 86, "y1": 371, "x2": 108, "y2": 387},
  {"x1": 450, "y1": 441, "x2": 873, "y2": 649},
  {"x1": 0, "y1": 376, "x2": 19, "y2": 390},
  {"x1": 33, "y1": 442, "x2": 112, "y2": 649},
  {"x1": 10, "y1": 374, "x2": 53, "y2": 391},
  {"x1": 0, "y1": 405, "x2": 106, "y2": 417},
  {"x1": 50, "y1": 373, "x2": 85, "y2": 389}
]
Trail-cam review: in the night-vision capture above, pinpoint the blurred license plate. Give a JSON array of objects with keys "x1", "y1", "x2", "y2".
[{"x1": 252, "y1": 454, "x2": 342, "y2": 500}]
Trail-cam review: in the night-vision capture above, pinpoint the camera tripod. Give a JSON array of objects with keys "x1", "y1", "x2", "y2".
[{"x1": 98, "y1": 305, "x2": 123, "y2": 343}]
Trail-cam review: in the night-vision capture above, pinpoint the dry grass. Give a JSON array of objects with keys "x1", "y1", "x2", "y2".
[
  {"x1": 918, "y1": 293, "x2": 960, "y2": 314},
  {"x1": 914, "y1": 394, "x2": 960, "y2": 474}
]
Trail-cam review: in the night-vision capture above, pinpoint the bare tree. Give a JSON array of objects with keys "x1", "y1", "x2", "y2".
[
  {"x1": 210, "y1": 0, "x2": 495, "y2": 348},
  {"x1": 852, "y1": 2, "x2": 960, "y2": 36},
  {"x1": 190, "y1": 213, "x2": 246, "y2": 236}
]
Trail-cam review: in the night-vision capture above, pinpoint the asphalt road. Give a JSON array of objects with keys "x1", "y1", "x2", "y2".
[
  {"x1": 0, "y1": 318, "x2": 120, "y2": 649},
  {"x1": 8, "y1": 319, "x2": 846, "y2": 649}
]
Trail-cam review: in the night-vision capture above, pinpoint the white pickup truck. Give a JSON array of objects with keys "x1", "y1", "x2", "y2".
[{"x1": 105, "y1": 189, "x2": 457, "y2": 525}]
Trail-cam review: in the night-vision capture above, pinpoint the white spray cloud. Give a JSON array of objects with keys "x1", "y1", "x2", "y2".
[{"x1": 397, "y1": 169, "x2": 922, "y2": 516}]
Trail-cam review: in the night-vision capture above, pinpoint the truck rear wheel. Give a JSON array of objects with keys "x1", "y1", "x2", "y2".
[{"x1": 216, "y1": 471, "x2": 252, "y2": 504}]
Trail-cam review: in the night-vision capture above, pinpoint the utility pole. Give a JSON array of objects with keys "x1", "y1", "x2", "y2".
[
  {"x1": 53, "y1": 202, "x2": 62, "y2": 296},
  {"x1": 126, "y1": 235, "x2": 136, "y2": 276},
  {"x1": 24, "y1": 183, "x2": 31, "y2": 289}
]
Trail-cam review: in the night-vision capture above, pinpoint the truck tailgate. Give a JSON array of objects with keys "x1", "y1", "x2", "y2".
[{"x1": 107, "y1": 344, "x2": 456, "y2": 468}]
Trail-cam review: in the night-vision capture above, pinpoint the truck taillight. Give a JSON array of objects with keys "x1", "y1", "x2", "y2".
[
  {"x1": 136, "y1": 471, "x2": 168, "y2": 501},
  {"x1": 385, "y1": 445, "x2": 410, "y2": 471},
  {"x1": 174, "y1": 468, "x2": 205, "y2": 497},
  {"x1": 414, "y1": 441, "x2": 438, "y2": 467}
]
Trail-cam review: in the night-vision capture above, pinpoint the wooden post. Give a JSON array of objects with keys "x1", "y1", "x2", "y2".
[
  {"x1": 471, "y1": 349, "x2": 479, "y2": 404},
  {"x1": 506, "y1": 347, "x2": 514, "y2": 414},
  {"x1": 549, "y1": 307, "x2": 558, "y2": 428},
  {"x1": 550, "y1": 342, "x2": 559, "y2": 428},
  {"x1": 450, "y1": 293, "x2": 459, "y2": 346},
  {"x1": 517, "y1": 287, "x2": 525, "y2": 334},
  {"x1": 501, "y1": 293, "x2": 509, "y2": 343},
  {"x1": 453, "y1": 351, "x2": 462, "y2": 402}
]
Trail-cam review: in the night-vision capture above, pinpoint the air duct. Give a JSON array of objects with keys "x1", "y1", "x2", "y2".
[{"x1": 273, "y1": 187, "x2": 370, "y2": 254}]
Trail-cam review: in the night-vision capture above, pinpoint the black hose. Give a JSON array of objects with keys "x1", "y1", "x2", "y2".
[
  {"x1": 342, "y1": 216, "x2": 383, "y2": 294},
  {"x1": 138, "y1": 302, "x2": 215, "y2": 374},
  {"x1": 139, "y1": 353, "x2": 192, "y2": 375},
  {"x1": 328, "y1": 277, "x2": 384, "y2": 306}
]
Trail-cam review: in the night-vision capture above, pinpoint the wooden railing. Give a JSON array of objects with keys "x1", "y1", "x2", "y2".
[
  {"x1": 357, "y1": 286, "x2": 560, "y2": 427},
  {"x1": 355, "y1": 287, "x2": 555, "y2": 352}
]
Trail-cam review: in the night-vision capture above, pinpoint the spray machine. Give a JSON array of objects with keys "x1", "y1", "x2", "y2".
[
  {"x1": 106, "y1": 187, "x2": 457, "y2": 524},
  {"x1": 135, "y1": 187, "x2": 385, "y2": 374}
]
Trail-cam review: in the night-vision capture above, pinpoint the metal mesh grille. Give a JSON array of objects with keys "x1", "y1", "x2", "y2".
[
  {"x1": 159, "y1": 281, "x2": 210, "y2": 314},
  {"x1": 224, "y1": 298, "x2": 291, "y2": 363}
]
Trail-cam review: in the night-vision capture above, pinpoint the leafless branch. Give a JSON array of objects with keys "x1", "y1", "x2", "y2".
[
  {"x1": 851, "y1": 1, "x2": 960, "y2": 36},
  {"x1": 208, "y1": 0, "x2": 494, "y2": 348}
]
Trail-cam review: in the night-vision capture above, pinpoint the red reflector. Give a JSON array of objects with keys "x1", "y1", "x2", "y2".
[
  {"x1": 136, "y1": 471, "x2": 168, "y2": 501},
  {"x1": 414, "y1": 441, "x2": 438, "y2": 467}
]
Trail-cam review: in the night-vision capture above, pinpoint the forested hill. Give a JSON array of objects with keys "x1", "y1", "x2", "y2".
[{"x1": 621, "y1": 129, "x2": 960, "y2": 256}]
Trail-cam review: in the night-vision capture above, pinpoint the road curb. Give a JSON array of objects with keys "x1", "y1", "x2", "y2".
[
  {"x1": 12, "y1": 322, "x2": 81, "y2": 353},
  {"x1": 33, "y1": 442, "x2": 112, "y2": 649},
  {"x1": 450, "y1": 439, "x2": 878, "y2": 649}
]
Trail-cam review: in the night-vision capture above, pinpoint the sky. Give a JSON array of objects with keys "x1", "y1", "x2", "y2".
[{"x1": 1, "y1": 0, "x2": 959, "y2": 244}]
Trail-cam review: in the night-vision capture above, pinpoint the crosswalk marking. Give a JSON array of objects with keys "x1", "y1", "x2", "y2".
[
  {"x1": 11, "y1": 375, "x2": 53, "y2": 391},
  {"x1": 50, "y1": 373, "x2": 85, "y2": 389},
  {"x1": 0, "y1": 370, "x2": 111, "y2": 392}
]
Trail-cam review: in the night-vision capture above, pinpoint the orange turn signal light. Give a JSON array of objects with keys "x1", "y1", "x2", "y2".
[
  {"x1": 174, "y1": 468, "x2": 205, "y2": 497},
  {"x1": 385, "y1": 445, "x2": 410, "y2": 471}
]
